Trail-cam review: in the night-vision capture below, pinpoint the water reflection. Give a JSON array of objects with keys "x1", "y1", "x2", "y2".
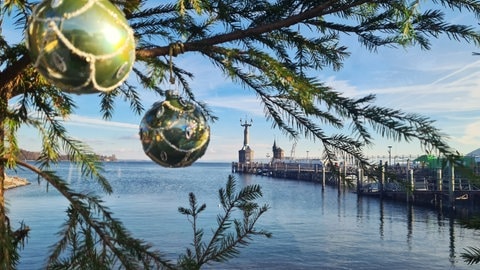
[
  {"x1": 380, "y1": 199, "x2": 385, "y2": 240},
  {"x1": 450, "y1": 216, "x2": 456, "y2": 266},
  {"x1": 407, "y1": 203, "x2": 412, "y2": 251},
  {"x1": 8, "y1": 163, "x2": 480, "y2": 269},
  {"x1": 249, "y1": 172, "x2": 480, "y2": 269},
  {"x1": 358, "y1": 192, "x2": 462, "y2": 267},
  {"x1": 321, "y1": 186, "x2": 326, "y2": 215}
]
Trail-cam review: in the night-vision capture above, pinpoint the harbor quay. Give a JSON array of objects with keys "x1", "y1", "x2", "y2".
[
  {"x1": 234, "y1": 118, "x2": 480, "y2": 214},
  {"x1": 231, "y1": 161, "x2": 480, "y2": 213}
]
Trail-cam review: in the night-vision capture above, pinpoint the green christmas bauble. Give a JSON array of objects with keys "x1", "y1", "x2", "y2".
[
  {"x1": 26, "y1": 0, "x2": 135, "y2": 94},
  {"x1": 139, "y1": 91, "x2": 210, "y2": 168}
]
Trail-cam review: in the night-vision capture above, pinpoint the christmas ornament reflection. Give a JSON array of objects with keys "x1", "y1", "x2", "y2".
[
  {"x1": 26, "y1": 0, "x2": 135, "y2": 94},
  {"x1": 139, "y1": 91, "x2": 210, "y2": 168}
]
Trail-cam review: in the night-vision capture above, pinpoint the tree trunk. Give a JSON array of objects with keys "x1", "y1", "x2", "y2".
[
  {"x1": 0, "y1": 78, "x2": 13, "y2": 269},
  {"x1": 0, "y1": 128, "x2": 7, "y2": 268}
]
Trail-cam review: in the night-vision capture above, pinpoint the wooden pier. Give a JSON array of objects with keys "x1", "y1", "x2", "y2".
[{"x1": 232, "y1": 161, "x2": 480, "y2": 212}]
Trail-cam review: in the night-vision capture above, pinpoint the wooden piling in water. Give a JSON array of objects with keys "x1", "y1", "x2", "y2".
[{"x1": 449, "y1": 164, "x2": 455, "y2": 209}]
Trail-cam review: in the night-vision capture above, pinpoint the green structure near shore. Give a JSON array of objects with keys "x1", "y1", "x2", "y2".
[{"x1": 414, "y1": 154, "x2": 477, "y2": 169}]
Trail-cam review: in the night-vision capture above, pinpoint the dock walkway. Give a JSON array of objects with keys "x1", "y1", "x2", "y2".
[{"x1": 232, "y1": 161, "x2": 480, "y2": 212}]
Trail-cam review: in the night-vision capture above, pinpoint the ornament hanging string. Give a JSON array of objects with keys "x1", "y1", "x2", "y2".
[
  {"x1": 140, "y1": 42, "x2": 210, "y2": 168},
  {"x1": 168, "y1": 41, "x2": 185, "y2": 85}
]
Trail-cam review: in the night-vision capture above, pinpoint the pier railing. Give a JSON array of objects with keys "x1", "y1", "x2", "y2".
[
  {"x1": 232, "y1": 162, "x2": 478, "y2": 190},
  {"x1": 232, "y1": 161, "x2": 480, "y2": 210}
]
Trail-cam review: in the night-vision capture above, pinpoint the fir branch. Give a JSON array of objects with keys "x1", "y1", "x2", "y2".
[
  {"x1": 13, "y1": 160, "x2": 174, "y2": 270},
  {"x1": 178, "y1": 175, "x2": 270, "y2": 268},
  {"x1": 18, "y1": 102, "x2": 113, "y2": 194},
  {"x1": 462, "y1": 247, "x2": 480, "y2": 265}
]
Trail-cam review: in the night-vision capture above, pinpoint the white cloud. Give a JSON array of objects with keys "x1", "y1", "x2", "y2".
[
  {"x1": 324, "y1": 77, "x2": 361, "y2": 97},
  {"x1": 452, "y1": 120, "x2": 480, "y2": 148},
  {"x1": 312, "y1": 53, "x2": 480, "y2": 157},
  {"x1": 206, "y1": 96, "x2": 265, "y2": 116},
  {"x1": 429, "y1": 59, "x2": 480, "y2": 85},
  {"x1": 65, "y1": 115, "x2": 138, "y2": 130}
]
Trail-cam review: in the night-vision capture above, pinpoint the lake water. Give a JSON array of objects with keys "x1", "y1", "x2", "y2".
[{"x1": 5, "y1": 161, "x2": 480, "y2": 269}]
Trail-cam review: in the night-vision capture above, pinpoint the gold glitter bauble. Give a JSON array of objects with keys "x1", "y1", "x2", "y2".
[
  {"x1": 27, "y1": 0, "x2": 136, "y2": 93},
  {"x1": 139, "y1": 91, "x2": 210, "y2": 168}
]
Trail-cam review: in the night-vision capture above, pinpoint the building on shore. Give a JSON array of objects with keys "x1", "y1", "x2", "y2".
[{"x1": 272, "y1": 140, "x2": 285, "y2": 161}]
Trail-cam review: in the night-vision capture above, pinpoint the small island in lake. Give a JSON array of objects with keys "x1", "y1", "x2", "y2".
[
  {"x1": 2, "y1": 149, "x2": 118, "y2": 190},
  {"x1": 4, "y1": 175, "x2": 30, "y2": 190}
]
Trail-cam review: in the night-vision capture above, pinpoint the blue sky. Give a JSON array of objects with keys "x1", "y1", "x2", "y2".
[{"x1": 7, "y1": 4, "x2": 480, "y2": 163}]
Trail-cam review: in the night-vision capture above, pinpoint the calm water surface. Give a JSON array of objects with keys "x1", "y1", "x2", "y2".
[{"x1": 6, "y1": 161, "x2": 480, "y2": 269}]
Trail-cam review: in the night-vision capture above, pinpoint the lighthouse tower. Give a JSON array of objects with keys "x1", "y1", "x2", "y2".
[{"x1": 238, "y1": 118, "x2": 254, "y2": 163}]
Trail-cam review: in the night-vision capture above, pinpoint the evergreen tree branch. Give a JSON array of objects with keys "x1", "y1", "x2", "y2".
[
  {"x1": 178, "y1": 175, "x2": 270, "y2": 268},
  {"x1": 462, "y1": 247, "x2": 480, "y2": 265},
  {"x1": 135, "y1": 0, "x2": 345, "y2": 58},
  {"x1": 12, "y1": 159, "x2": 174, "y2": 270},
  {"x1": 2, "y1": 0, "x2": 480, "y2": 267}
]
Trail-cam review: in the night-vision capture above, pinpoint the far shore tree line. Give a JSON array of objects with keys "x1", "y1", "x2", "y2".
[{"x1": 17, "y1": 149, "x2": 117, "y2": 162}]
